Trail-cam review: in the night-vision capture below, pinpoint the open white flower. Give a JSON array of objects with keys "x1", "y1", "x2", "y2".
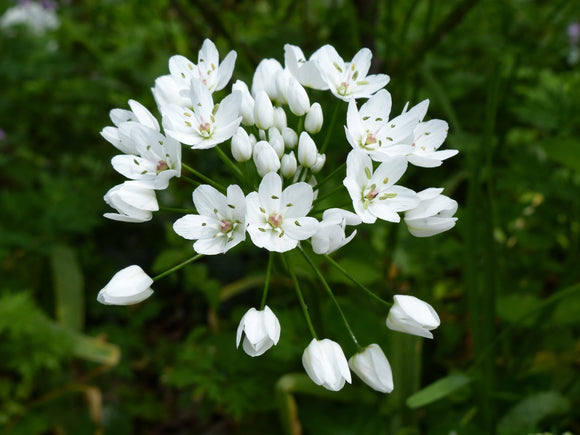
[
  {"x1": 97, "y1": 265, "x2": 154, "y2": 305},
  {"x1": 168, "y1": 39, "x2": 237, "y2": 93},
  {"x1": 163, "y1": 79, "x2": 242, "y2": 149},
  {"x1": 404, "y1": 188, "x2": 458, "y2": 237},
  {"x1": 386, "y1": 295, "x2": 441, "y2": 339},
  {"x1": 103, "y1": 181, "x2": 158, "y2": 223},
  {"x1": 349, "y1": 343, "x2": 394, "y2": 393},
  {"x1": 284, "y1": 44, "x2": 328, "y2": 90},
  {"x1": 408, "y1": 119, "x2": 458, "y2": 167},
  {"x1": 343, "y1": 151, "x2": 419, "y2": 224},
  {"x1": 312, "y1": 45, "x2": 389, "y2": 101},
  {"x1": 311, "y1": 208, "x2": 361, "y2": 255},
  {"x1": 173, "y1": 184, "x2": 246, "y2": 255},
  {"x1": 251, "y1": 58, "x2": 284, "y2": 102},
  {"x1": 111, "y1": 124, "x2": 181, "y2": 190},
  {"x1": 302, "y1": 338, "x2": 352, "y2": 391},
  {"x1": 246, "y1": 172, "x2": 318, "y2": 252},
  {"x1": 236, "y1": 306, "x2": 281, "y2": 357}
]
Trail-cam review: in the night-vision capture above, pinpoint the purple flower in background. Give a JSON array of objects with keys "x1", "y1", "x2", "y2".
[
  {"x1": 568, "y1": 22, "x2": 580, "y2": 45},
  {"x1": 0, "y1": 129, "x2": 5, "y2": 141}
]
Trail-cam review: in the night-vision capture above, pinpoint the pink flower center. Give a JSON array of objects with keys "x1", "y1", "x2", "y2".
[
  {"x1": 199, "y1": 122, "x2": 211, "y2": 133},
  {"x1": 268, "y1": 214, "x2": 283, "y2": 228},
  {"x1": 219, "y1": 220, "x2": 233, "y2": 233},
  {"x1": 156, "y1": 161, "x2": 169, "y2": 172},
  {"x1": 365, "y1": 133, "x2": 377, "y2": 145},
  {"x1": 365, "y1": 190, "x2": 379, "y2": 200}
]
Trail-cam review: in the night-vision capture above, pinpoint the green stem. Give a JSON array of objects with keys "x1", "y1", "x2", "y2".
[
  {"x1": 299, "y1": 246, "x2": 361, "y2": 349},
  {"x1": 260, "y1": 252, "x2": 274, "y2": 309},
  {"x1": 314, "y1": 183, "x2": 345, "y2": 206},
  {"x1": 182, "y1": 163, "x2": 225, "y2": 191},
  {"x1": 323, "y1": 254, "x2": 392, "y2": 308},
  {"x1": 215, "y1": 146, "x2": 244, "y2": 181},
  {"x1": 282, "y1": 253, "x2": 317, "y2": 339},
  {"x1": 152, "y1": 254, "x2": 204, "y2": 282},
  {"x1": 320, "y1": 103, "x2": 341, "y2": 154},
  {"x1": 315, "y1": 161, "x2": 346, "y2": 191},
  {"x1": 181, "y1": 174, "x2": 201, "y2": 187}
]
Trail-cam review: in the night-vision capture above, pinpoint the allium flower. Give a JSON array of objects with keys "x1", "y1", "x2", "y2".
[
  {"x1": 311, "y1": 208, "x2": 361, "y2": 255},
  {"x1": 407, "y1": 119, "x2": 458, "y2": 168},
  {"x1": 343, "y1": 151, "x2": 419, "y2": 224},
  {"x1": 251, "y1": 59, "x2": 284, "y2": 101},
  {"x1": 168, "y1": 39, "x2": 237, "y2": 93},
  {"x1": 345, "y1": 90, "x2": 417, "y2": 160},
  {"x1": 253, "y1": 140, "x2": 280, "y2": 177},
  {"x1": 97, "y1": 265, "x2": 154, "y2": 305},
  {"x1": 103, "y1": 181, "x2": 158, "y2": 223},
  {"x1": 173, "y1": 185, "x2": 246, "y2": 255},
  {"x1": 152, "y1": 74, "x2": 189, "y2": 110},
  {"x1": 246, "y1": 172, "x2": 318, "y2": 252},
  {"x1": 386, "y1": 295, "x2": 441, "y2": 339},
  {"x1": 101, "y1": 100, "x2": 160, "y2": 155},
  {"x1": 348, "y1": 344, "x2": 394, "y2": 393},
  {"x1": 232, "y1": 80, "x2": 255, "y2": 125},
  {"x1": 280, "y1": 152, "x2": 298, "y2": 178},
  {"x1": 305, "y1": 102, "x2": 323, "y2": 134},
  {"x1": 297, "y1": 132, "x2": 318, "y2": 168},
  {"x1": 284, "y1": 44, "x2": 329, "y2": 90},
  {"x1": 254, "y1": 90, "x2": 275, "y2": 130},
  {"x1": 313, "y1": 45, "x2": 390, "y2": 101},
  {"x1": 231, "y1": 126, "x2": 253, "y2": 162},
  {"x1": 302, "y1": 338, "x2": 352, "y2": 391},
  {"x1": 163, "y1": 79, "x2": 242, "y2": 149},
  {"x1": 236, "y1": 306, "x2": 281, "y2": 357},
  {"x1": 0, "y1": 1, "x2": 60, "y2": 36},
  {"x1": 110, "y1": 124, "x2": 182, "y2": 190},
  {"x1": 404, "y1": 188, "x2": 458, "y2": 237}
]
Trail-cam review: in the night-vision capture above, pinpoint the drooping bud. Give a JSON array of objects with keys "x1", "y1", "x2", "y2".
[
  {"x1": 231, "y1": 127, "x2": 253, "y2": 162},
  {"x1": 281, "y1": 152, "x2": 298, "y2": 178},
  {"x1": 282, "y1": 127, "x2": 298, "y2": 149},
  {"x1": 268, "y1": 128, "x2": 285, "y2": 158},
  {"x1": 298, "y1": 131, "x2": 318, "y2": 168},
  {"x1": 254, "y1": 90, "x2": 274, "y2": 130},
  {"x1": 253, "y1": 140, "x2": 280, "y2": 177},
  {"x1": 305, "y1": 102, "x2": 323, "y2": 134}
]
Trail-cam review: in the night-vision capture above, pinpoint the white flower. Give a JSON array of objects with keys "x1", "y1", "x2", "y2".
[
  {"x1": 97, "y1": 265, "x2": 154, "y2": 305},
  {"x1": 173, "y1": 184, "x2": 246, "y2": 255},
  {"x1": 344, "y1": 90, "x2": 417, "y2": 160},
  {"x1": 246, "y1": 172, "x2": 318, "y2": 252},
  {"x1": 100, "y1": 100, "x2": 160, "y2": 155},
  {"x1": 297, "y1": 132, "x2": 318, "y2": 168},
  {"x1": 302, "y1": 338, "x2": 352, "y2": 391},
  {"x1": 110, "y1": 124, "x2": 182, "y2": 190},
  {"x1": 408, "y1": 119, "x2": 458, "y2": 168},
  {"x1": 103, "y1": 181, "x2": 159, "y2": 223},
  {"x1": 348, "y1": 344, "x2": 393, "y2": 393},
  {"x1": 310, "y1": 153, "x2": 326, "y2": 173},
  {"x1": 273, "y1": 106, "x2": 288, "y2": 130},
  {"x1": 163, "y1": 79, "x2": 242, "y2": 149},
  {"x1": 282, "y1": 127, "x2": 298, "y2": 149},
  {"x1": 0, "y1": 2, "x2": 59, "y2": 36},
  {"x1": 232, "y1": 80, "x2": 255, "y2": 126},
  {"x1": 404, "y1": 188, "x2": 458, "y2": 237},
  {"x1": 311, "y1": 208, "x2": 361, "y2": 254},
  {"x1": 284, "y1": 44, "x2": 328, "y2": 90},
  {"x1": 253, "y1": 140, "x2": 281, "y2": 177},
  {"x1": 305, "y1": 102, "x2": 323, "y2": 134},
  {"x1": 151, "y1": 74, "x2": 189, "y2": 110},
  {"x1": 251, "y1": 58, "x2": 284, "y2": 101},
  {"x1": 343, "y1": 151, "x2": 419, "y2": 224},
  {"x1": 281, "y1": 152, "x2": 298, "y2": 178},
  {"x1": 268, "y1": 128, "x2": 285, "y2": 158},
  {"x1": 286, "y1": 77, "x2": 310, "y2": 116},
  {"x1": 231, "y1": 127, "x2": 253, "y2": 162},
  {"x1": 254, "y1": 90, "x2": 274, "y2": 130},
  {"x1": 236, "y1": 306, "x2": 281, "y2": 357},
  {"x1": 386, "y1": 295, "x2": 441, "y2": 339},
  {"x1": 168, "y1": 39, "x2": 236, "y2": 93},
  {"x1": 313, "y1": 45, "x2": 389, "y2": 101}
]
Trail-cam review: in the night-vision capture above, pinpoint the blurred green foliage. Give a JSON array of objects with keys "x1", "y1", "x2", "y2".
[{"x1": 1, "y1": 0, "x2": 580, "y2": 434}]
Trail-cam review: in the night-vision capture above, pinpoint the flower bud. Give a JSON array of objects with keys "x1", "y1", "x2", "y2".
[
  {"x1": 348, "y1": 344, "x2": 393, "y2": 393},
  {"x1": 268, "y1": 128, "x2": 285, "y2": 158},
  {"x1": 282, "y1": 127, "x2": 298, "y2": 149},
  {"x1": 236, "y1": 306, "x2": 281, "y2": 357},
  {"x1": 280, "y1": 152, "x2": 298, "y2": 178},
  {"x1": 298, "y1": 131, "x2": 318, "y2": 168},
  {"x1": 231, "y1": 127, "x2": 253, "y2": 162},
  {"x1": 253, "y1": 140, "x2": 280, "y2": 177},
  {"x1": 404, "y1": 188, "x2": 458, "y2": 237},
  {"x1": 287, "y1": 78, "x2": 310, "y2": 116},
  {"x1": 310, "y1": 153, "x2": 326, "y2": 173},
  {"x1": 103, "y1": 181, "x2": 159, "y2": 223},
  {"x1": 302, "y1": 338, "x2": 352, "y2": 391},
  {"x1": 252, "y1": 59, "x2": 284, "y2": 101},
  {"x1": 273, "y1": 106, "x2": 288, "y2": 130},
  {"x1": 97, "y1": 265, "x2": 154, "y2": 305},
  {"x1": 386, "y1": 295, "x2": 440, "y2": 339},
  {"x1": 254, "y1": 90, "x2": 274, "y2": 130},
  {"x1": 232, "y1": 80, "x2": 255, "y2": 126},
  {"x1": 305, "y1": 102, "x2": 323, "y2": 134}
]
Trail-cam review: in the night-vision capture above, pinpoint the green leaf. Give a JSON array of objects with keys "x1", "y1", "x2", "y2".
[
  {"x1": 406, "y1": 373, "x2": 472, "y2": 408},
  {"x1": 540, "y1": 137, "x2": 580, "y2": 172},
  {"x1": 50, "y1": 245, "x2": 84, "y2": 331},
  {"x1": 497, "y1": 391, "x2": 571, "y2": 435}
]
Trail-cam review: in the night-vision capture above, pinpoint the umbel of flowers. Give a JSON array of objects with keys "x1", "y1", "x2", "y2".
[{"x1": 98, "y1": 39, "x2": 458, "y2": 393}]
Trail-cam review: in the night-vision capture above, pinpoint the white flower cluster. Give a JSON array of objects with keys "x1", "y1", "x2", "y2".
[
  {"x1": 0, "y1": 1, "x2": 60, "y2": 36},
  {"x1": 99, "y1": 40, "x2": 458, "y2": 393}
]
